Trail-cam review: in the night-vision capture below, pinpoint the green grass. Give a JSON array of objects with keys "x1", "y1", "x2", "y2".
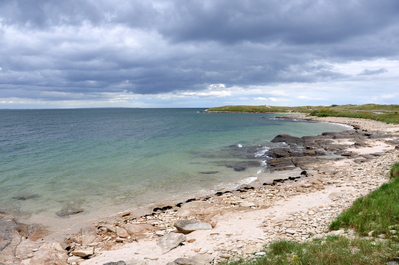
[
  {"x1": 223, "y1": 162, "x2": 399, "y2": 265},
  {"x1": 329, "y1": 175, "x2": 399, "y2": 238},
  {"x1": 205, "y1": 105, "x2": 314, "y2": 113},
  {"x1": 225, "y1": 236, "x2": 399, "y2": 265},
  {"x1": 391, "y1": 162, "x2": 399, "y2": 178},
  {"x1": 206, "y1": 104, "x2": 399, "y2": 124}
]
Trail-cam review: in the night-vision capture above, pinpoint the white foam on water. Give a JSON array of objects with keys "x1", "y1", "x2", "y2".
[
  {"x1": 238, "y1": 176, "x2": 258, "y2": 185},
  {"x1": 255, "y1": 146, "x2": 270, "y2": 157},
  {"x1": 237, "y1": 144, "x2": 243, "y2": 148}
]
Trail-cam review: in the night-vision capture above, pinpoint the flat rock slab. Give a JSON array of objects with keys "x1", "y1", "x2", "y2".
[
  {"x1": 158, "y1": 233, "x2": 186, "y2": 254},
  {"x1": 174, "y1": 220, "x2": 212, "y2": 234}
]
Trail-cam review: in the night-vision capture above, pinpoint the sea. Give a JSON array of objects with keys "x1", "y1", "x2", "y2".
[{"x1": 0, "y1": 108, "x2": 349, "y2": 234}]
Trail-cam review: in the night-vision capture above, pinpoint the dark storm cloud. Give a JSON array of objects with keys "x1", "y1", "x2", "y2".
[
  {"x1": 358, "y1": 68, "x2": 388, "y2": 76},
  {"x1": 0, "y1": 0, "x2": 399, "y2": 102}
]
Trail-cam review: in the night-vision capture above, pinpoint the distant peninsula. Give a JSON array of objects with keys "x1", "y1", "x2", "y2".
[{"x1": 205, "y1": 104, "x2": 399, "y2": 124}]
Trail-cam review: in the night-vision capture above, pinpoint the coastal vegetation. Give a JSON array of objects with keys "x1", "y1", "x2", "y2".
[
  {"x1": 207, "y1": 104, "x2": 399, "y2": 124},
  {"x1": 224, "y1": 162, "x2": 399, "y2": 265}
]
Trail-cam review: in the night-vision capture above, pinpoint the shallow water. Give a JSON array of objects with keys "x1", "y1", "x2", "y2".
[{"x1": 0, "y1": 108, "x2": 348, "y2": 232}]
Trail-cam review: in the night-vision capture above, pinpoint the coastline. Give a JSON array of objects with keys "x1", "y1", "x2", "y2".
[{"x1": 2, "y1": 116, "x2": 399, "y2": 265}]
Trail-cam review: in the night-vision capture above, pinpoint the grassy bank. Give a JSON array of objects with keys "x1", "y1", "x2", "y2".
[
  {"x1": 206, "y1": 104, "x2": 399, "y2": 124},
  {"x1": 224, "y1": 162, "x2": 399, "y2": 265}
]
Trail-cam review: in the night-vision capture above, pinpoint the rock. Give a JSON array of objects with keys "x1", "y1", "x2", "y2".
[
  {"x1": 0, "y1": 212, "x2": 19, "y2": 252},
  {"x1": 255, "y1": 252, "x2": 266, "y2": 256},
  {"x1": 72, "y1": 247, "x2": 94, "y2": 258},
  {"x1": 158, "y1": 233, "x2": 186, "y2": 254},
  {"x1": 12, "y1": 194, "x2": 40, "y2": 201},
  {"x1": 56, "y1": 207, "x2": 84, "y2": 217},
  {"x1": 174, "y1": 220, "x2": 212, "y2": 234},
  {"x1": 121, "y1": 223, "x2": 155, "y2": 239},
  {"x1": 0, "y1": 213, "x2": 23, "y2": 264},
  {"x1": 103, "y1": 261, "x2": 126, "y2": 265},
  {"x1": 28, "y1": 243, "x2": 68, "y2": 265},
  {"x1": 239, "y1": 202, "x2": 256, "y2": 207},
  {"x1": 168, "y1": 258, "x2": 200, "y2": 265},
  {"x1": 67, "y1": 256, "x2": 82, "y2": 264},
  {"x1": 270, "y1": 134, "x2": 304, "y2": 146},
  {"x1": 191, "y1": 254, "x2": 216, "y2": 264},
  {"x1": 199, "y1": 171, "x2": 219, "y2": 174},
  {"x1": 115, "y1": 227, "x2": 129, "y2": 238}
]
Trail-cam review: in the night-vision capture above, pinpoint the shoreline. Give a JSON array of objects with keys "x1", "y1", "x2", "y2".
[{"x1": 2, "y1": 116, "x2": 399, "y2": 265}]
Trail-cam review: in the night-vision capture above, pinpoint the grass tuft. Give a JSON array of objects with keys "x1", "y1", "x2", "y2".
[{"x1": 390, "y1": 162, "x2": 399, "y2": 178}]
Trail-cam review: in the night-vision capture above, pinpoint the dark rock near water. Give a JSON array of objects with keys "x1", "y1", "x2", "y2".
[
  {"x1": 56, "y1": 207, "x2": 84, "y2": 217},
  {"x1": 12, "y1": 194, "x2": 40, "y2": 201},
  {"x1": 199, "y1": 171, "x2": 219, "y2": 174}
]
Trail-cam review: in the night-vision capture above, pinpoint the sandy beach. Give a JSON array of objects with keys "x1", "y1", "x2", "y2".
[{"x1": 2, "y1": 116, "x2": 399, "y2": 265}]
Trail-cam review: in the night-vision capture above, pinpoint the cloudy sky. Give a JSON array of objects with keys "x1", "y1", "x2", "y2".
[{"x1": 0, "y1": 0, "x2": 398, "y2": 109}]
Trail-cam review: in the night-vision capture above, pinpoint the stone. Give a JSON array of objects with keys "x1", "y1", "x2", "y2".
[
  {"x1": 168, "y1": 258, "x2": 200, "y2": 265},
  {"x1": 71, "y1": 247, "x2": 94, "y2": 258},
  {"x1": 28, "y1": 243, "x2": 68, "y2": 265},
  {"x1": 191, "y1": 254, "x2": 217, "y2": 264},
  {"x1": 174, "y1": 220, "x2": 212, "y2": 234},
  {"x1": 158, "y1": 233, "x2": 186, "y2": 254},
  {"x1": 67, "y1": 256, "x2": 82, "y2": 264},
  {"x1": 239, "y1": 201, "x2": 256, "y2": 207},
  {"x1": 116, "y1": 227, "x2": 129, "y2": 238},
  {"x1": 56, "y1": 207, "x2": 84, "y2": 217},
  {"x1": 103, "y1": 261, "x2": 126, "y2": 265},
  {"x1": 121, "y1": 223, "x2": 155, "y2": 239},
  {"x1": 12, "y1": 194, "x2": 40, "y2": 201},
  {"x1": 0, "y1": 213, "x2": 24, "y2": 264}
]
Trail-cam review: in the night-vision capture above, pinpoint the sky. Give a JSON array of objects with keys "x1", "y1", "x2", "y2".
[{"x1": 0, "y1": 0, "x2": 398, "y2": 109}]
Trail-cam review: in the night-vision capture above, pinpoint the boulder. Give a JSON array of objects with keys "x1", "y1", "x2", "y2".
[
  {"x1": 158, "y1": 233, "x2": 186, "y2": 254},
  {"x1": 174, "y1": 220, "x2": 212, "y2": 234},
  {"x1": 270, "y1": 134, "x2": 304, "y2": 146}
]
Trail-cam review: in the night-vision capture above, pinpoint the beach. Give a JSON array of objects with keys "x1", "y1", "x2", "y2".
[{"x1": 1, "y1": 116, "x2": 399, "y2": 265}]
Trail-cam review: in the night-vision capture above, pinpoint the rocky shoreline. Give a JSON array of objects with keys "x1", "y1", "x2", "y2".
[{"x1": 1, "y1": 116, "x2": 399, "y2": 265}]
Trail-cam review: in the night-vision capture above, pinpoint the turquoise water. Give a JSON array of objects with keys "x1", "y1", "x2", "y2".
[{"x1": 0, "y1": 108, "x2": 347, "y2": 229}]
